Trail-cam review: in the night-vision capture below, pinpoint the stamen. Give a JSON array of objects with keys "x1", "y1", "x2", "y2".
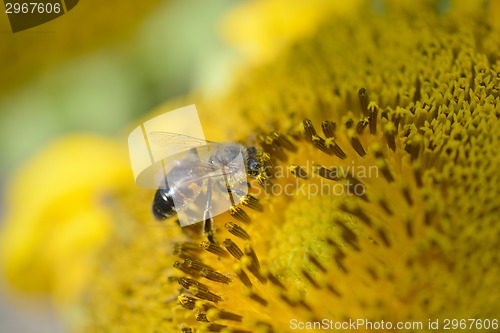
[
  {"x1": 223, "y1": 239, "x2": 244, "y2": 260},
  {"x1": 241, "y1": 256, "x2": 266, "y2": 283},
  {"x1": 345, "y1": 175, "x2": 368, "y2": 201},
  {"x1": 368, "y1": 102, "x2": 378, "y2": 134},
  {"x1": 313, "y1": 165, "x2": 339, "y2": 181},
  {"x1": 173, "y1": 261, "x2": 199, "y2": 277},
  {"x1": 402, "y1": 183, "x2": 413, "y2": 205},
  {"x1": 377, "y1": 227, "x2": 391, "y2": 247},
  {"x1": 312, "y1": 135, "x2": 334, "y2": 155},
  {"x1": 301, "y1": 269, "x2": 320, "y2": 289},
  {"x1": 178, "y1": 294, "x2": 197, "y2": 309},
  {"x1": 259, "y1": 135, "x2": 287, "y2": 161},
  {"x1": 241, "y1": 195, "x2": 263, "y2": 211},
  {"x1": 408, "y1": 133, "x2": 423, "y2": 162},
  {"x1": 356, "y1": 117, "x2": 369, "y2": 134},
  {"x1": 326, "y1": 239, "x2": 348, "y2": 273},
  {"x1": 289, "y1": 164, "x2": 308, "y2": 179},
  {"x1": 413, "y1": 162, "x2": 423, "y2": 187},
  {"x1": 178, "y1": 277, "x2": 210, "y2": 292},
  {"x1": 254, "y1": 322, "x2": 274, "y2": 333},
  {"x1": 200, "y1": 241, "x2": 229, "y2": 258},
  {"x1": 225, "y1": 222, "x2": 250, "y2": 240},
  {"x1": 325, "y1": 138, "x2": 347, "y2": 159},
  {"x1": 307, "y1": 254, "x2": 327, "y2": 273},
  {"x1": 271, "y1": 131, "x2": 298, "y2": 152},
  {"x1": 263, "y1": 134, "x2": 273, "y2": 146},
  {"x1": 279, "y1": 293, "x2": 298, "y2": 307},
  {"x1": 405, "y1": 218, "x2": 413, "y2": 238},
  {"x1": 336, "y1": 220, "x2": 360, "y2": 251},
  {"x1": 190, "y1": 287, "x2": 223, "y2": 303},
  {"x1": 193, "y1": 298, "x2": 215, "y2": 311},
  {"x1": 202, "y1": 323, "x2": 227, "y2": 332},
  {"x1": 348, "y1": 129, "x2": 366, "y2": 156},
  {"x1": 340, "y1": 202, "x2": 372, "y2": 226},
  {"x1": 299, "y1": 300, "x2": 313, "y2": 312},
  {"x1": 167, "y1": 276, "x2": 179, "y2": 284},
  {"x1": 178, "y1": 279, "x2": 223, "y2": 303},
  {"x1": 384, "y1": 122, "x2": 397, "y2": 151},
  {"x1": 184, "y1": 259, "x2": 214, "y2": 272},
  {"x1": 174, "y1": 242, "x2": 203, "y2": 253},
  {"x1": 207, "y1": 308, "x2": 243, "y2": 322},
  {"x1": 244, "y1": 289, "x2": 268, "y2": 306},
  {"x1": 326, "y1": 283, "x2": 342, "y2": 297},
  {"x1": 260, "y1": 152, "x2": 272, "y2": 170},
  {"x1": 244, "y1": 243, "x2": 260, "y2": 268},
  {"x1": 321, "y1": 120, "x2": 336, "y2": 138},
  {"x1": 200, "y1": 269, "x2": 231, "y2": 284},
  {"x1": 256, "y1": 174, "x2": 273, "y2": 192},
  {"x1": 358, "y1": 87, "x2": 370, "y2": 116},
  {"x1": 376, "y1": 159, "x2": 394, "y2": 182},
  {"x1": 173, "y1": 248, "x2": 201, "y2": 261},
  {"x1": 378, "y1": 197, "x2": 393, "y2": 215},
  {"x1": 302, "y1": 118, "x2": 317, "y2": 140},
  {"x1": 392, "y1": 109, "x2": 404, "y2": 131},
  {"x1": 372, "y1": 142, "x2": 384, "y2": 159},
  {"x1": 196, "y1": 313, "x2": 209, "y2": 322},
  {"x1": 267, "y1": 272, "x2": 286, "y2": 290},
  {"x1": 230, "y1": 206, "x2": 250, "y2": 223},
  {"x1": 366, "y1": 266, "x2": 379, "y2": 281},
  {"x1": 233, "y1": 263, "x2": 252, "y2": 287}
]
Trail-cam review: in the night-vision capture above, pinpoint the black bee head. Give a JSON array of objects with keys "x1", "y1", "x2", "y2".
[{"x1": 245, "y1": 147, "x2": 261, "y2": 177}]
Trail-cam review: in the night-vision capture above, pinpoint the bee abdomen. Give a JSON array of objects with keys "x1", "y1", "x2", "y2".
[{"x1": 152, "y1": 187, "x2": 176, "y2": 220}]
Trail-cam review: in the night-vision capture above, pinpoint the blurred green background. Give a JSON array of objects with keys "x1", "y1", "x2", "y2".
[
  {"x1": 0, "y1": 0, "x2": 240, "y2": 179},
  {"x1": 0, "y1": 0, "x2": 241, "y2": 331}
]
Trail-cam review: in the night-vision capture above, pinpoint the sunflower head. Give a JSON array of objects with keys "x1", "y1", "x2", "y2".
[
  {"x1": 2, "y1": 1, "x2": 499, "y2": 332},
  {"x1": 81, "y1": 1, "x2": 500, "y2": 332}
]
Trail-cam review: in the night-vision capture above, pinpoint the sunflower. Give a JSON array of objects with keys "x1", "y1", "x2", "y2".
[{"x1": 2, "y1": 1, "x2": 500, "y2": 332}]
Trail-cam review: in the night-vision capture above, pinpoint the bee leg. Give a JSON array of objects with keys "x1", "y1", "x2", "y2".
[
  {"x1": 226, "y1": 187, "x2": 247, "y2": 197},
  {"x1": 202, "y1": 178, "x2": 217, "y2": 244},
  {"x1": 205, "y1": 217, "x2": 216, "y2": 244},
  {"x1": 214, "y1": 181, "x2": 248, "y2": 201}
]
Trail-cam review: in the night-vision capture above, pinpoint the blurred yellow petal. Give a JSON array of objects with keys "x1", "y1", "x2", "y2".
[
  {"x1": 221, "y1": 0, "x2": 363, "y2": 64},
  {"x1": 0, "y1": 134, "x2": 131, "y2": 303}
]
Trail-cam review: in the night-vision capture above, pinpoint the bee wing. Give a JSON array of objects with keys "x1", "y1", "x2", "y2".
[
  {"x1": 148, "y1": 131, "x2": 214, "y2": 148},
  {"x1": 170, "y1": 165, "x2": 244, "y2": 213},
  {"x1": 164, "y1": 162, "x2": 232, "y2": 217},
  {"x1": 167, "y1": 160, "x2": 228, "y2": 187}
]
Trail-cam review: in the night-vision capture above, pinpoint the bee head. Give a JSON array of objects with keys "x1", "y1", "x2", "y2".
[{"x1": 245, "y1": 147, "x2": 262, "y2": 177}]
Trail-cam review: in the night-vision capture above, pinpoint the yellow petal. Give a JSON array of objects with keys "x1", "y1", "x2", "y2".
[
  {"x1": 221, "y1": 0, "x2": 363, "y2": 64},
  {"x1": 0, "y1": 134, "x2": 131, "y2": 303}
]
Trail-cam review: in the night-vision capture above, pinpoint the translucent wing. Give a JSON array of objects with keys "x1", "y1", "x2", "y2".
[
  {"x1": 166, "y1": 159, "x2": 233, "y2": 189},
  {"x1": 168, "y1": 165, "x2": 248, "y2": 226},
  {"x1": 152, "y1": 146, "x2": 215, "y2": 187},
  {"x1": 148, "y1": 131, "x2": 211, "y2": 148},
  {"x1": 148, "y1": 132, "x2": 249, "y2": 226}
]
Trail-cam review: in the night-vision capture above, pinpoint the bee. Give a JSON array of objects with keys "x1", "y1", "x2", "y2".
[{"x1": 150, "y1": 132, "x2": 267, "y2": 241}]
